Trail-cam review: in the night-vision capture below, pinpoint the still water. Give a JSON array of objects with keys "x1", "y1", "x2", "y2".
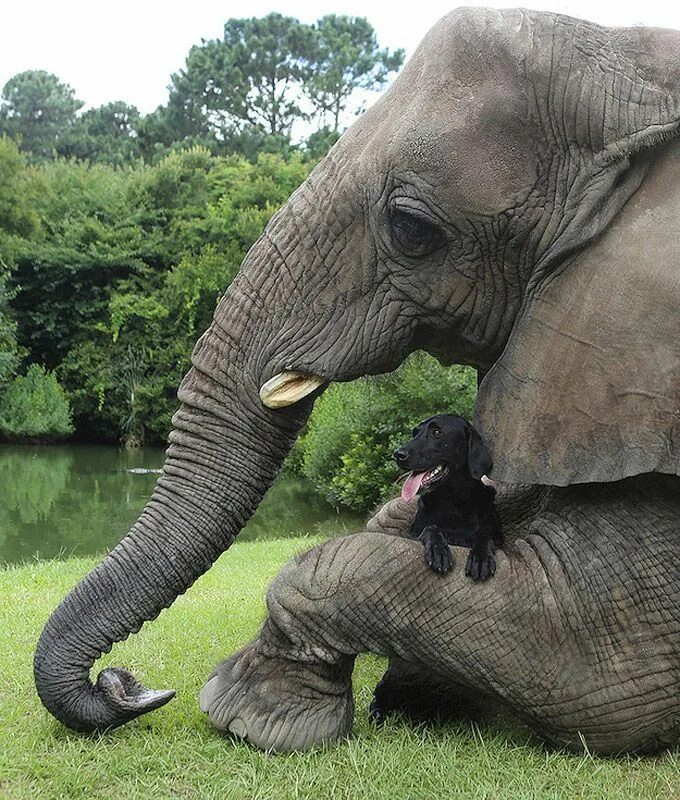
[{"x1": 0, "y1": 445, "x2": 364, "y2": 566}]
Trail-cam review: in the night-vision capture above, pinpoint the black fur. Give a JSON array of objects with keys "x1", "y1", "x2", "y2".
[{"x1": 394, "y1": 414, "x2": 503, "y2": 581}]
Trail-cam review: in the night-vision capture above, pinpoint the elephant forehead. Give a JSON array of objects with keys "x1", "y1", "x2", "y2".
[
  {"x1": 391, "y1": 97, "x2": 538, "y2": 214},
  {"x1": 355, "y1": 8, "x2": 542, "y2": 214}
]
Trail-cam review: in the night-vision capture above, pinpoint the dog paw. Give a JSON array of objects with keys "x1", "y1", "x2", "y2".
[
  {"x1": 465, "y1": 547, "x2": 496, "y2": 581},
  {"x1": 424, "y1": 539, "x2": 453, "y2": 573}
]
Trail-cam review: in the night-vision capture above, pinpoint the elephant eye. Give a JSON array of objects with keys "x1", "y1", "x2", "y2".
[{"x1": 389, "y1": 206, "x2": 445, "y2": 257}]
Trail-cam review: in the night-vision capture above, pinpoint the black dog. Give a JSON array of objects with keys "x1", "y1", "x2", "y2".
[{"x1": 395, "y1": 414, "x2": 502, "y2": 581}]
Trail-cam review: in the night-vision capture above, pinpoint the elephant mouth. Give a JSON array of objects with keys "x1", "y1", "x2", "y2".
[
  {"x1": 400, "y1": 464, "x2": 449, "y2": 502},
  {"x1": 259, "y1": 371, "x2": 327, "y2": 408}
]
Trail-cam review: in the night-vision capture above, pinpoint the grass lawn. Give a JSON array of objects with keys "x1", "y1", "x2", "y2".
[{"x1": 2, "y1": 536, "x2": 679, "y2": 800}]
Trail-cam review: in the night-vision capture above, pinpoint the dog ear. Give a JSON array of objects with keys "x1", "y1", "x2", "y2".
[{"x1": 467, "y1": 426, "x2": 493, "y2": 480}]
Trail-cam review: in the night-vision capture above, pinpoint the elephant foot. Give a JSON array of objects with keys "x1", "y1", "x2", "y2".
[{"x1": 199, "y1": 623, "x2": 355, "y2": 752}]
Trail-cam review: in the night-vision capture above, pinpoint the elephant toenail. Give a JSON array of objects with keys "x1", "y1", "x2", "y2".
[
  {"x1": 228, "y1": 717, "x2": 248, "y2": 738},
  {"x1": 198, "y1": 676, "x2": 218, "y2": 712}
]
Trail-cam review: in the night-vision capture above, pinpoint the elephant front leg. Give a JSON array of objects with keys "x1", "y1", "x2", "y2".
[
  {"x1": 199, "y1": 532, "x2": 522, "y2": 751},
  {"x1": 199, "y1": 616, "x2": 355, "y2": 752},
  {"x1": 202, "y1": 487, "x2": 680, "y2": 754}
]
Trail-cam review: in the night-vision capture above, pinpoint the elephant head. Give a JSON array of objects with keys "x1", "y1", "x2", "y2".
[{"x1": 36, "y1": 8, "x2": 680, "y2": 731}]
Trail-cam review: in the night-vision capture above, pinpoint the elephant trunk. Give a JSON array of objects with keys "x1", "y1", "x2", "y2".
[{"x1": 34, "y1": 274, "x2": 313, "y2": 731}]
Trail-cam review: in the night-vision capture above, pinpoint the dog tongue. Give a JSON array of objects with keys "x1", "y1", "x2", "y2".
[{"x1": 401, "y1": 470, "x2": 428, "y2": 502}]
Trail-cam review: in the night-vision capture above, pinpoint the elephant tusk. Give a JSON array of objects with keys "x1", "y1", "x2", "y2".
[{"x1": 259, "y1": 371, "x2": 326, "y2": 408}]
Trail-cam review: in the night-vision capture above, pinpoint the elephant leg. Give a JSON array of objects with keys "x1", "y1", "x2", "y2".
[
  {"x1": 200, "y1": 532, "x2": 534, "y2": 752},
  {"x1": 200, "y1": 615, "x2": 356, "y2": 752},
  {"x1": 201, "y1": 479, "x2": 680, "y2": 754},
  {"x1": 363, "y1": 487, "x2": 550, "y2": 725},
  {"x1": 364, "y1": 495, "x2": 417, "y2": 538},
  {"x1": 364, "y1": 484, "x2": 553, "y2": 543},
  {"x1": 366, "y1": 498, "x2": 471, "y2": 723}
]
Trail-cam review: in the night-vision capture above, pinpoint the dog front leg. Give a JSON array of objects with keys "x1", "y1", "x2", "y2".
[
  {"x1": 465, "y1": 523, "x2": 497, "y2": 581},
  {"x1": 419, "y1": 525, "x2": 453, "y2": 574}
]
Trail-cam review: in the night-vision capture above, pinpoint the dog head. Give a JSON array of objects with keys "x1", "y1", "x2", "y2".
[{"x1": 394, "y1": 415, "x2": 493, "y2": 501}]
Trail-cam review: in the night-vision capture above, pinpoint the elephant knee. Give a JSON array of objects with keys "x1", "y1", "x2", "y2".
[
  {"x1": 263, "y1": 541, "x2": 347, "y2": 662},
  {"x1": 365, "y1": 497, "x2": 416, "y2": 538},
  {"x1": 263, "y1": 534, "x2": 411, "y2": 660}
]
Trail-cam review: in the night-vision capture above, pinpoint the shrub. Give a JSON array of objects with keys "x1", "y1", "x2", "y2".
[
  {"x1": 296, "y1": 353, "x2": 477, "y2": 511},
  {"x1": 0, "y1": 364, "x2": 74, "y2": 442}
]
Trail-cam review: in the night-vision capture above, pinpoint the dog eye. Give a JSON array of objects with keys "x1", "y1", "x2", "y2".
[
  {"x1": 432, "y1": 427, "x2": 441, "y2": 438},
  {"x1": 389, "y1": 206, "x2": 445, "y2": 257}
]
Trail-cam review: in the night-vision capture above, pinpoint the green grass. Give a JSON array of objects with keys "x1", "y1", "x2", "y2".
[{"x1": 1, "y1": 537, "x2": 678, "y2": 800}]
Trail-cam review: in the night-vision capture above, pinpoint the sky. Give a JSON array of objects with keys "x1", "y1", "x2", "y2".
[{"x1": 3, "y1": 0, "x2": 680, "y2": 114}]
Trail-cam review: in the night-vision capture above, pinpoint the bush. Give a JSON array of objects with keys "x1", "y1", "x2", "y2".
[
  {"x1": 0, "y1": 364, "x2": 74, "y2": 442},
  {"x1": 296, "y1": 353, "x2": 477, "y2": 511},
  {"x1": 6, "y1": 148, "x2": 313, "y2": 445}
]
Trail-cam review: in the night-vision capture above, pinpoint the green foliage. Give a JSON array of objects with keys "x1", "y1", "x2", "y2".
[
  {"x1": 0, "y1": 137, "x2": 39, "y2": 243},
  {"x1": 61, "y1": 102, "x2": 142, "y2": 166},
  {"x1": 0, "y1": 71, "x2": 83, "y2": 161},
  {"x1": 306, "y1": 16, "x2": 405, "y2": 131},
  {"x1": 3, "y1": 148, "x2": 312, "y2": 444},
  {"x1": 10, "y1": 158, "x2": 143, "y2": 368},
  {"x1": 0, "y1": 267, "x2": 21, "y2": 388},
  {"x1": 297, "y1": 354, "x2": 478, "y2": 511},
  {"x1": 57, "y1": 337, "x2": 119, "y2": 440},
  {"x1": 0, "y1": 140, "x2": 29, "y2": 382},
  {"x1": 0, "y1": 363, "x2": 74, "y2": 441},
  {"x1": 0, "y1": 11, "x2": 404, "y2": 447},
  {"x1": 305, "y1": 126, "x2": 341, "y2": 159}
]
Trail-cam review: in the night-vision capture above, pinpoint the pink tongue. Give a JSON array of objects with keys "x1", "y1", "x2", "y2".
[{"x1": 401, "y1": 471, "x2": 428, "y2": 502}]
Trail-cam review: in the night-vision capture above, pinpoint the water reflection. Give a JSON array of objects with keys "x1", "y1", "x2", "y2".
[
  {"x1": 0, "y1": 447, "x2": 74, "y2": 524},
  {"x1": 242, "y1": 476, "x2": 362, "y2": 541},
  {"x1": 0, "y1": 445, "x2": 363, "y2": 566}
]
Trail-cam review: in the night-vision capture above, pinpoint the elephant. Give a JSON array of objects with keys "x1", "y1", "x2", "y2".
[{"x1": 35, "y1": 7, "x2": 680, "y2": 753}]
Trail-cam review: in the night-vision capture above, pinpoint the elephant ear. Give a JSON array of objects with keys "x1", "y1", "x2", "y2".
[{"x1": 475, "y1": 20, "x2": 680, "y2": 485}]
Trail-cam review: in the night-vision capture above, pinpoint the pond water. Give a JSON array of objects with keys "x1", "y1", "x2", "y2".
[{"x1": 0, "y1": 445, "x2": 364, "y2": 566}]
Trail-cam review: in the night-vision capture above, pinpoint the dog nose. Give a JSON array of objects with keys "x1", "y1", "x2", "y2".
[{"x1": 394, "y1": 449, "x2": 408, "y2": 464}]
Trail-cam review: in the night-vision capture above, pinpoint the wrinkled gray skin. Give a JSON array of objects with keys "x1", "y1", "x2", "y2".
[
  {"x1": 201, "y1": 478, "x2": 680, "y2": 753},
  {"x1": 36, "y1": 8, "x2": 680, "y2": 753}
]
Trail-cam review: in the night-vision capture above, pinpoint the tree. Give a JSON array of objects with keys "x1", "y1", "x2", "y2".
[
  {"x1": 0, "y1": 136, "x2": 38, "y2": 244},
  {"x1": 296, "y1": 354, "x2": 477, "y2": 510},
  {"x1": 0, "y1": 71, "x2": 83, "y2": 160},
  {"x1": 304, "y1": 126, "x2": 341, "y2": 159},
  {"x1": 0, "y1": 267, "x2": 21, "y2": 388},
  {"x1": 63, "y1": 102, "x2": 142, "y2": 165},
  {"x1": 306, "y1": 16, "x2": 404, "y2": 132},
  {"x1": 49, "y1": 149, "x2": 311, "y2": 444},
  {"x1": 136, "y1": 102, "x2": 293, "y2": 163},
  {"x1": 0, "y1": 363, "x2": 74, "y2": 442},
  {"x1": 9, "y1": 159, "x2": 144, "y2": 369},
  {"x1": 167, "y1": 13, "x2": 314, "y2": 140},
  {"x1": 0, "y1": 138, "x2": 33, "y2": 385}
]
